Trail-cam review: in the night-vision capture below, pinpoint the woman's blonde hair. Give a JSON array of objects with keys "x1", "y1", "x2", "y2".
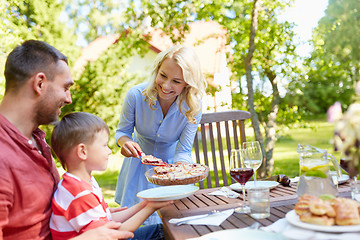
[{"x1": 142, "y1": 45, "x2": 207, "y2": 124}]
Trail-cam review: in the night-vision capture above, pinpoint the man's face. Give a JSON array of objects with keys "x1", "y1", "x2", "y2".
[{"x1": 36, "y1": 60, "x2": 73, "y2": 125}]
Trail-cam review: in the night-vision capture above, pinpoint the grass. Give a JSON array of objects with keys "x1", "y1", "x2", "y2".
[{"x1": 91, "y1": 119, "x2": 340, "y2": 207}]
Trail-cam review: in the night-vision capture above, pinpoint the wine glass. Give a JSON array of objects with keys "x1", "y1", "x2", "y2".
[
  {"x1": 230, "y1": 149, "x2": 254, "y2": 213},
  {"x1": 243, "y1": 141, "x2": 263, "y2": 187}
]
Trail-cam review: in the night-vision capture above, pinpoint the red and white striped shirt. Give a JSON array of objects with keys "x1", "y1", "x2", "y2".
[{"x1": 50, "y1": 172, "x2": 112, "y2": 240}]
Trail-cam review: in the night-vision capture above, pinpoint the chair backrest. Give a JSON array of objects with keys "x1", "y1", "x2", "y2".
[{"x1": 194, "y1": 110, "x2": 251, "y2": 189}]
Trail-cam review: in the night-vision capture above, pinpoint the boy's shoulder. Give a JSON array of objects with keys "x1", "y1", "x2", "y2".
[{"x1": 57, "y1": 173, "x2": 93, "y2": 197}]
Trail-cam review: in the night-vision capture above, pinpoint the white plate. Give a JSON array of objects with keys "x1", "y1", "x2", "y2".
[
  {"x1": 137, "y1": 185, "x2": 199, "y2": 201},
  {"x1": 330, "y1": 171, "x2": 350, "y2": 184},
  {"x1": 229, "y1": 181, "x2": 279, "y2": 192},
  {"x1": 286, "y1": 210, "x2": 360, "y2": 232},
  {"x1": 187, "y1": 228, "x2": 287, "y2": 240}
]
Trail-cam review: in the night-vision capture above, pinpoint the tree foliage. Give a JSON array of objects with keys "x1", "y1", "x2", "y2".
[
  {"x1": 0, "y1": 0, "x2": 80, "y2": 99},
  {"x1": 63, "y1": 0, "x2": 127, "y2": 43},
  {"x1": 293, "y1": 0, "x2": 360, "y2": 114}
]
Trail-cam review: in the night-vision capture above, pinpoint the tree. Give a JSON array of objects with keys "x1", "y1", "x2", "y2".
[
  {"x1": 0, "y1": 0, "x2": 80, "y2": 99},
  {"x1": 0, "y1": 0, "x2": 22, "y2": 99},
  {"x1": 196, "y1": 0, "x2": 299, "y2": 176},
  {"x1": 294, "y1": 0, "x2": 360, "y2": 114},
  {"x1": 63, "y1": 0, "x2": 127, "y2": 44}
]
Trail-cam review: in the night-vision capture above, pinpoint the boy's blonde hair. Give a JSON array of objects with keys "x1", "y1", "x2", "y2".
[
  {"x1": 142, "y1": 45, "x2": 207, "y2": 124},
  {"x1": 51, "y1": 112, "x2": 109, "y2": 170}
]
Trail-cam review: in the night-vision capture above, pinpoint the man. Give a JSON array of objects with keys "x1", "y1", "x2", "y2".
[{"x1": 0, "y1": 40, "x2": 133, "y2": 240}]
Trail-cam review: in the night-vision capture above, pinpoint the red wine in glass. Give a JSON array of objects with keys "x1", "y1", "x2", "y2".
[
  {"x1": 230, "y1": 149, "x2": 253, "y2": 213},
  {"x1": 230, "y1": 168, "x2": 254, "y2": 185}
]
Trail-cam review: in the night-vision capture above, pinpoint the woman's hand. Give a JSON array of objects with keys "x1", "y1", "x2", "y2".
[{"x1": 118, "y1": 136, "x2": 142, "y2": 158}]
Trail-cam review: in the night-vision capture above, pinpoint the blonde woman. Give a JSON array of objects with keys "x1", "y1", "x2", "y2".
[{"x1": 114, "y1": 45, "x2": 207, "y2": 224}]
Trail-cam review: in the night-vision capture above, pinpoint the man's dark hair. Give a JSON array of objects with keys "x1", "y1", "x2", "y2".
[{"x1": 4, "y1": 40, "x2": 68, "y2": 92}]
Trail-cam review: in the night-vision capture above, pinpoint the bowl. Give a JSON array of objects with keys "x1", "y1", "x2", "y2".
[{"x1": 145, "y1": 164, "x2": 209, "y2": 186}]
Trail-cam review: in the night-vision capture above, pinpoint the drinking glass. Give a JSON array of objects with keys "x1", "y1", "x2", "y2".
[
  {"x1": 243, "y1": 141, "x2": 263, "y2": 186},
  {"x1": 230, "y1": 149, "x2": 254, "y2": 213},
  {"x1": 248, "y1": 187, "x2": 270, "y2": 219}
]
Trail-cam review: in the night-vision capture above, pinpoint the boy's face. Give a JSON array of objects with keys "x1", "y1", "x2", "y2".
[{"x1": 86, "y1": 129, "x2": 112, "y2": 172}]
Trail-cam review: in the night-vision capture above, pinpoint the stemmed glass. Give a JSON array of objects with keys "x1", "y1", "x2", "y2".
[
  {"x1": 243, "y1": 141, "x2": 263, "y2": 186},
  {"x1": 230, "y1": 149, "x2": 254, "y2": 213}
]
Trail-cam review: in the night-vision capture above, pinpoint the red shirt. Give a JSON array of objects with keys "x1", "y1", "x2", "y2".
[
  {"x1": 50, "y1": 173, "x2": 112, "y2": 240},
  {"x1": 0, "y1": 114, "x2": 60, "y2": 240}
]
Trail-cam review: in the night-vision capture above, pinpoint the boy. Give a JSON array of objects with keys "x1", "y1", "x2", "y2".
[{"x1": 50, "y1": 112, "x2": 172, "y2": 239}]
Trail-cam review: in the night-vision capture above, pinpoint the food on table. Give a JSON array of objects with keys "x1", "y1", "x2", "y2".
[
  {"x1": 294, "y1": 194, "x2": 319, "y2": 215},
  {"x1": 331, "y1": 197, "x2": 360, "y2": 225},
  {"x1": 141, "y1": 155, "x2": 167, "y2": 166},
  {"x1": 299, "y1": 211, "x2": 335, "y2": 226},
  {"x1": 153, "y1": 163, "x2": 208, "y2": 179},
  {"x1": 294, "y1": 194, "x2": 360, "y2": 226},
  {"x1": 308, "y1": 199, "x2": 336, "y2": 217},
  {"x1": 319, "y1": 194, "x2": 336, "y2": 201},
  {"x1": 145, "y1": 162, "x2": 209, "y2": 185}
]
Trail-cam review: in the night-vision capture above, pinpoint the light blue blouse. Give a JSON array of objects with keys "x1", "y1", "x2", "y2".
[{"x1": 114, "y1": 82, "x2": 201, "y2": 224}]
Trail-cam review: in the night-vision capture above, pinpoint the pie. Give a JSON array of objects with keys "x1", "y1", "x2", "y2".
[
  {"x1": 141, "y1": 155, "x2": 167, "y2": 166},
  {"x1": 145, "y1": 163, "x2": 209, "y2": 186}
]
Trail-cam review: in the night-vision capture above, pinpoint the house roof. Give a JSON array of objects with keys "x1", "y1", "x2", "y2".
[
  {"x1": 73, "y1": 34, "x2": 120, "y2": 73},
  {"x1": 73, "y1": 20, "x2": 228, "y2": 79}
]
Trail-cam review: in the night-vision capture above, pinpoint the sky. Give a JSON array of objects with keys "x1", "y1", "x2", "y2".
[{"x1": 280, "y1": 0, "x2": 329, "y2": 57}]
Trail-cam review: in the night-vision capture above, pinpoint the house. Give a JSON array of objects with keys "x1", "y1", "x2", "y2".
[{"x1": 73, "y1": 20, "x2": 232, "y2": 112}]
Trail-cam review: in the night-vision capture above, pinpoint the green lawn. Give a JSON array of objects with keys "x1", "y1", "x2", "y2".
[
  {"x1": 92, "y1": 119, "x2": 339, "y2": 207},
  {"x1": 272, "y1": 120, "x2": 339, "y2": 177}
]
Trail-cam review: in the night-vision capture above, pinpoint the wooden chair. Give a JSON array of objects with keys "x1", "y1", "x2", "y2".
[{"x1": 194, "y1": 110, "x2": 251, "y2": 189}]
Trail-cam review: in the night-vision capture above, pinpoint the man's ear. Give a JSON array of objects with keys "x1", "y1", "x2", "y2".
[
  {"x1": 76, "y1": 143, "x2": 88, "y2": 161},
  {"x1": 33, "y1": 72, "x2": 47, "y2": 95}
]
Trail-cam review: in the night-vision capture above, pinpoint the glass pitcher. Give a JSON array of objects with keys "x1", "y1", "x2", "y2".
[{"x1": 296, "y1": 144, "x2": 343, "y2": 197}]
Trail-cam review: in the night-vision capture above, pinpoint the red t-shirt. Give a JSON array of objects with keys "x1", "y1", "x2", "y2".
[
  {"x1": 50, "y1": 173, "x2": 112, "y2": 240},
  {"x1": 0, "y1": 114, "x2": 60, "y2": 239}
]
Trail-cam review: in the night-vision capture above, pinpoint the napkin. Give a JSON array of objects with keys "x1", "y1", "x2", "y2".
[
  {"x1": 261, "y1": 218, "x2": 360, "y2": 240},
  {"x1": 208, "y1": 187, "x2": 240, "y2": 198},
  {"x1": 168, "y1": 208, "x2": 234, "y2": 226}
]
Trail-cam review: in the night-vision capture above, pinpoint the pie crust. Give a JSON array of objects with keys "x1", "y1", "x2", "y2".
[{"x1": 145, "y1": 163, "x2": 209, "y2": 186}]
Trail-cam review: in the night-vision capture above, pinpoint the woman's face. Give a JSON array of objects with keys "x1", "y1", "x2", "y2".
[{"x1": 155, "y1": 57, "x2": 188, "y2": 105}]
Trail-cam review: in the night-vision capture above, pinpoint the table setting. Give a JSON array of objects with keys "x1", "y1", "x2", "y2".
[
  {"x1": 168, "y1": 209, "x2": 234, "y2": 226},
  {"x1": 139, "y1": 141, "x2": 360, "y2": 240}
]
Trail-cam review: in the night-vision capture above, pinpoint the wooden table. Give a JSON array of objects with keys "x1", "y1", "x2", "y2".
[{"x1": 158, "y1": 182, "x2": 351, "y2": 240}]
